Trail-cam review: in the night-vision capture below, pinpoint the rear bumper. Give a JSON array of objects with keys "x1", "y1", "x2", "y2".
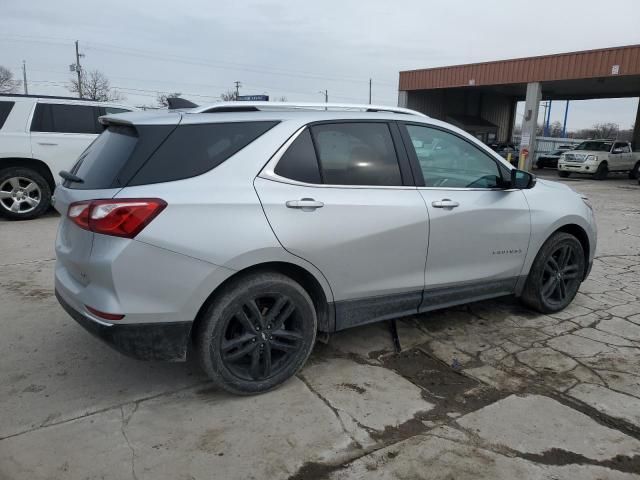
[{"x1": 55, "y1": 289, "x2": 192, "y2": 361}]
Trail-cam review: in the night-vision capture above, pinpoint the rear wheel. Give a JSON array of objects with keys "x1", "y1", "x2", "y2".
[
  {"x1": 594, "y1": 162, "x2": 608, "y2": 180},
  {"x1": 629, "y1": 161, "x2": 640, "y2": 179},
  {"x1": 521, "y1": 232, "x2": 585, "y2": 313},
  {"x1": 196, "y1": 272, "x2": 317, "y2": 395},
  {"x1": 0, "y1": 167, "x2": 51, "y2": 220},
  {"x1": 558, "y1": 171, "x2": 570, "y2": 178}
]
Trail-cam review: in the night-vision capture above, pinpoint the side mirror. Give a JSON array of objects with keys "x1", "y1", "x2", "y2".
[{"x1": 510, "y1": 169, "x2": 536, "y2": 189}]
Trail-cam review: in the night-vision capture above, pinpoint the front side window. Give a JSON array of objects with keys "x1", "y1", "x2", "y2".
[
  {"x1": 311, "y1": 123, "x2": 402, "y2": 186},
  {"x1": 613, "y1": 142, "x2": 630, "y2": 153},
  {"x1": 405, "y1": 124, "x2": 502, "y2": 188},
  {"x1": 31, "y1": 103, "x2": 99, "y2": 134}
]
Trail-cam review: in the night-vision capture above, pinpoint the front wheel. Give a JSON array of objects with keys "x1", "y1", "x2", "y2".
[
  {"x1": 594, "y1": 162, "x2": 608, "y2": 180},
  {"x1": 0, "y1": 167, "x2": 52, "y2": 220},
  {"x1": 558, "y1": 171, "x2": 570, "y2": 178},
  {"x1": 196, "y1": 272, "x2": 317, "y2": 395},
  {"x1": 629, "y1": 161, "x2": 640, "y2": 179},
  {"x1": 521, "y1": 232, "x2": 585, "y2": 313}
]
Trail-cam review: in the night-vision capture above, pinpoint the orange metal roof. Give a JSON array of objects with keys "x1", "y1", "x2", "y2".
[{"x1": 399, "y1": 44, "x2": 640, "y2": 90}]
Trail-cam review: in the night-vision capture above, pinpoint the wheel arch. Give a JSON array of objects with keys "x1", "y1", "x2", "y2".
[
  {"x1": 517, "y1": 222, "x2": 592, "y2": 296},
  {"x1": 191, "y1": 261, "x2": 335, "y2": 349},
  {"x1": 0, "y1": 157, "x2": 56, "y2": 191}
]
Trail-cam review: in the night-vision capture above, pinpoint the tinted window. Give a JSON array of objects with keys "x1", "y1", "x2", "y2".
[
  {"x1": 104, "y1": 107, "x2": 130, "y2": 115},
  {"x1": 405, "y1": 124, "x2": 502, "y2": 188},
  {"x1": 274, "y1": 129, "x2": 321, "y2": 183},
  {"x1": 574, "y1": 141, "x2": 612, "y2": 152},
  {"x1": 0, "y1": 101, "x2": 14, "y2": 129},
  {"x1": 311, "y1": 123, "x2": 402, "y2": 186},
  {"x1": 613, "y1": 142, "x2": 630, "y2": 153},
  {"x1": 31, "y1": 103, "x2": 99, "y2": 134},
  {"x1": 68, "y1": 126, "x2": 139, "y2": 189},
  {"x1": 129, "y1": 121, "x2": 278, "y2": 186}
]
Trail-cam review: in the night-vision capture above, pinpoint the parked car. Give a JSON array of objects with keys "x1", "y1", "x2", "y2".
[
  {"x1": 488, "y1": 142, "x2": 519, "y2": 165},
  {"x1": 0, "y1": 94, "x2": 134, "y2": 220},
  {"x1": 536, "y1": 149, "x2": 567, "y2": 169},
  {"x1": 557, "y1": 139, "x2": 640, "y2": 179},
  {"x1": 54, "y1": 102, "x2": 597, "y2": 395}
]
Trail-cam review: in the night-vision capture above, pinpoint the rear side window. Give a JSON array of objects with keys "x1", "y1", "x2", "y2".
[
  {"x1": 274, "y1": 129, "x2": 321, "y2": 184},
  {"x1": 311, "y1": 123, "x2": 402, "y2": 186},
  {"x1": 0, "y1": 101, "x2": 15, "y2": 129},
  {"x1": 31, "y1": 103, "x2": 99, "y2": 134},
  {"x1": 129, "y1": 121, "x2": 278, "y2": 186}
]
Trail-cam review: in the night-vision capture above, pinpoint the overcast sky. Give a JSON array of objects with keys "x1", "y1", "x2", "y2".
[{"x1": 1, "y1": 0, "x2": 639, "y2": 129}]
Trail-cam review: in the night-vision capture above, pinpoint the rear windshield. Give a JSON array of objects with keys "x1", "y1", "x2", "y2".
[
  {"x1": 68, "y1": 125, "x2": 139, "y2": 189},
  {"x1": 0, "y1": 101, "x2": 14, "y2": 129},
  {"x1": 66, "y1": 121, "x2": 278, "y2": 189}
]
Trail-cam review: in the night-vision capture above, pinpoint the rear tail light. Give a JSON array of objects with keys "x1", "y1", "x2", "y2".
[
  {"x1": 85, "y1": 305, "x2": 125, "y2": 321},
  {"x1": 67, "y1": 198, "x2": 167, "y2": 238}
]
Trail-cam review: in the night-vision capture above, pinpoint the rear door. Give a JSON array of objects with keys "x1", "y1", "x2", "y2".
[
  {"x1": 255, "y1": 121, "x2": 429, "y2": 328},
  {"x1": 400, "y1": 122, "x2": 530, "y2": 309},
  {"x1": 30, "y1": 103, "x2": 102, "y2": 184}
]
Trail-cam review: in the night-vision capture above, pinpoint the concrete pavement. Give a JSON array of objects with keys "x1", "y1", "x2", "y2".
[{"x1": 1, "y1": 172, "x2": 639, "y2": 479}]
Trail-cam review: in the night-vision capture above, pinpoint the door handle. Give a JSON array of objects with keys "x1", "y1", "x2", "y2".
[
  {"x1": 37, "y1": 142, "x2": 58, "y2": 146},
  {"x1": 286, "y1": 198, "x2": 324, "y2": 210},
  {"x1": 432, "y1": 199, "x2": 460, "y2": 209}
]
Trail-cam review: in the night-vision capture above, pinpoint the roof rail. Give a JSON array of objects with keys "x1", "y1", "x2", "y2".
[
  {"x1": 191, "y1": 102, "x2": 427, "y2": 117},
  {"x1": 0, "y1": 93, "x2": 95, "y2": 102}
]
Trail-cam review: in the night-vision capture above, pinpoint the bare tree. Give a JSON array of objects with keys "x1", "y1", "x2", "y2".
[
  {"x1": 591, "y1": 122, "x2": 619, "y2": 139},
  {"x1": 0, "y1": 66, "x2": 21, "y2": 93},
  {"x1": 549, "y1": 121, "x2": 564, "y2": 138},
  {"x1": 68, "y1": 69, "x2": 124, "y2": 101},
  {"x1": 157, "y1": 92, "x2": 182, "y2": 107},
  {"x1": 220, "y1": 90, "x2": 236, "y2": 101}
]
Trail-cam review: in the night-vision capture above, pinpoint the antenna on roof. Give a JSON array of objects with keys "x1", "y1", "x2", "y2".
[{"x1": 167, "y1": 97, "x2": 199, "y2": 110}]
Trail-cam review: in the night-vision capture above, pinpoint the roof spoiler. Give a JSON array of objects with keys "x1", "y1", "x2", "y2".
[{"x1": 167, "y1": 97, "x2": 199, "y2": 110}]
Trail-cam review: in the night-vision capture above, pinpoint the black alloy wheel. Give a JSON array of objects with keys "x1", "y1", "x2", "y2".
[
  {"x1": 521, "y1": 232, "x2": 585, "y2": 313},
  {"x1": 196, "y1": 272, "x2": 317, "y2": 395}
]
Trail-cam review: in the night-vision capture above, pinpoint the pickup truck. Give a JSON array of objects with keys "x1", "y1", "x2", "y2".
[
  {"x1": 557, "y1": 139, "x2": 640, "y2": 180},
  {"x1": 0, "y1": 94, "x2": 134, "y2": 220}
]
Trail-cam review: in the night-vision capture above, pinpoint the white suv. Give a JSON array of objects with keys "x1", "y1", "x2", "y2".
[{"x1": 0, "y1": 94, "x2": 134, "y2": 220}]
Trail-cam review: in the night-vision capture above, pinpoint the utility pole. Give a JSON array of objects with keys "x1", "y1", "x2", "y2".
[
  {"x1": 22, "y1": 60, "x2": 28, "y2": 95},
  {"x1": 544, "y1": 100, "x2": 552, "y2": 136},
  {"x1": 234, "y1": 81, "x2": 241, "y2": 100},
  {"x1": 368, "y1": 78, "x2": 372, "y2": 104},
  {"x1": 324, "y1": 89, "x2": 328, "y2": 103},
  {"x1": 74, "y1": 40, "x2": 84, "y2": 98}
]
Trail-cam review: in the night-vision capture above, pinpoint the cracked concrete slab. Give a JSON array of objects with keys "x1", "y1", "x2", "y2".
[
  {"x1": 516, "y1": 347, "x2": 578, "y2": 373},
  {"x1": 301, "y1": 358, "x2": 434, "y2": 435},
  {"x1": 547, "y1": 334, "x2": 614, "y2": 357},
  {"x1": 0, "y1": 379, "x2": 358, "y2": 480},
  {"x1": 456, "y1": 394, "x2": 640, "y2": 461},
  {"x1": 568, "y1": 383, "x2": 640, "y2": 428},
  {"x1": 598, "y1": 318, "x2": 640, "y2": 342}
]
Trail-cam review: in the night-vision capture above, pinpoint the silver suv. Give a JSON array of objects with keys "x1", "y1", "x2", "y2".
[{"x1": 54, "y1": 102, "x2": 597, "y2": 395}]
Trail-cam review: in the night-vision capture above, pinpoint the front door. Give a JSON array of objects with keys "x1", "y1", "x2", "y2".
[
  {"x1": 255, "y1": 122, "x2": 429, "y2": 329},
  {"x1": 610, "y1": 142, "x2": 632, "y2": 171},
  {"x1": 400, "y1": 122, "x2": 530, "y2": 310}
]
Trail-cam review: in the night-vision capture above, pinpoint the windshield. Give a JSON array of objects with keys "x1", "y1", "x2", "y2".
[{"x1": 574, "y1": 141, "x2": 612, "y2": 152}]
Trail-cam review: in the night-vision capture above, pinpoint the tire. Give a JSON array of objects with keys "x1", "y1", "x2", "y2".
[
  {"x1": 0, "y1": 167, "x2": 52, "y2": 220},
  {"x1": 629, "y1": 161, "x2": 640, "y2": 180},
  {"x1": 521, "y1": 232, "x2": 585, "y2": 314},
  {"x1": 594, "y1": 162, "x2": 608, "y2": 180},
  {"x1": 558, "y1": 171, "x2": 570, "y2": 178},
  {"x1": 196, "y1": 272, "x2": 317, "y2": 395}
]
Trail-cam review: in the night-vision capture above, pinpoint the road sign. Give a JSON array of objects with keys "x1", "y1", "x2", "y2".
[{"x1": 237, "y1": 95, "x2": 269, "y2": 101}]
